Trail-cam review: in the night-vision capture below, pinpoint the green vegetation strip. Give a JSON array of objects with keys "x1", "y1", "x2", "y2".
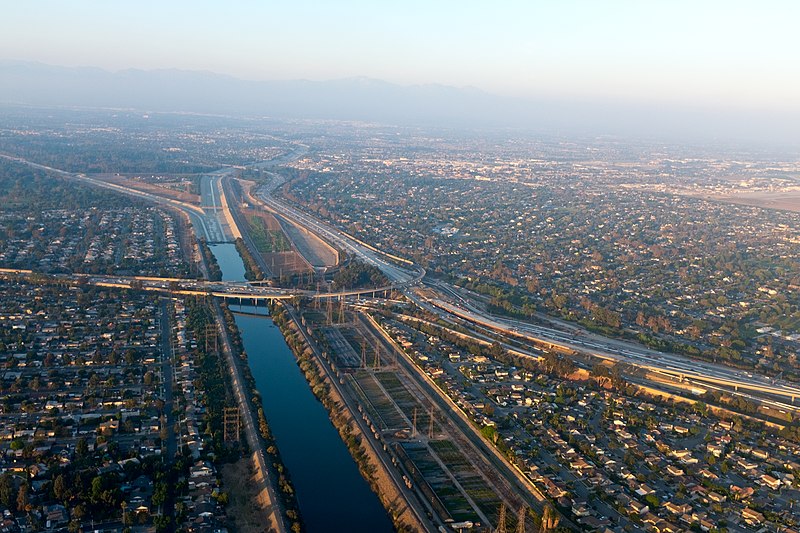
[{"x1": 247, "y1": 215, "x2": 291, "y2": 253}]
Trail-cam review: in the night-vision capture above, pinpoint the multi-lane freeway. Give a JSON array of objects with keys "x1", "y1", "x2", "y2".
[
  {"x1": 198, "y1": 173, "x2": 229, "y2": 242},
  {"x1": 419, "y1": 291, "x2": 800, "y2": 407}
]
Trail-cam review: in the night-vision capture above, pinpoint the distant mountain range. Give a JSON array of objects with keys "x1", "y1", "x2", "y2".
[
  {"x1": 0, "y1": 61, "x2": 517, "y2": 125},
  {"x1": 0, "y1": 61, "x2": 798, "y2": 145}
]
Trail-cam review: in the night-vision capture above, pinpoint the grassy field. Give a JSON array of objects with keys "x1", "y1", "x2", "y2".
[{"x1": 247, "y1": 215, "x2": 291, "y2": 253}]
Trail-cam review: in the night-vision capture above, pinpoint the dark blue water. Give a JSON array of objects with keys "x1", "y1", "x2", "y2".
[
  {"x1": 209, "y1": 243, "x2": 246, "y2": 281},
  {"x1": 237, "y1": 312, "x2": 393, "y2": 532},
  {"x1": 209, "y1": 244, "x2": 393, "y2": 532}
]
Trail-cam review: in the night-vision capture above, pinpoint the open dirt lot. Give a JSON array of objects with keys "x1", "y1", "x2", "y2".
[{"x1": 221, "y1": 453, "x2": 282, "y2": 533}]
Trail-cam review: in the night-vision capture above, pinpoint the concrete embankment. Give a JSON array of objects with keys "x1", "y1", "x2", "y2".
[
  {"x1": 217, "y1": 178, "x2": 243, "y2": 240},
  {"x1": 273, "y1": 213, "x2": 339, "y2": 268}
]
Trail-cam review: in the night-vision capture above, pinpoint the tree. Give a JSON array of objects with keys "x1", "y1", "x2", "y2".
[
  {"x1": 72, "y1": 503, "x2": 86, "y2": 520},
  {"x1": 0, "y1": 474, "x2": 14, "y2": 509},
  {"x1": 645, "y1": 493, "x2": 660, "y2": 508},
  {"x1": 53, "y1": 473, "x2": 68, "y2": 502},
  {"x1": 481, "y1": 425, "x2": 499, "y2": 444},
  {"x1": 76, "y1": 437, "x2": 88, "y2": 457},
  {"x1": 693, "y1": 401, "x2": 708, "y2": 416},
  {"x1": 153, "y1": 514, "x2": 171, "y2": 532},
  {"x1": 151, "y1": 481, "x2": 168, "y2": 507},
  {"x1": 16, "y1": 482, "x2": 29, "y2": 513},
  {"x1": 90, "y1": 476, "x2": 104, "y2": 505}
]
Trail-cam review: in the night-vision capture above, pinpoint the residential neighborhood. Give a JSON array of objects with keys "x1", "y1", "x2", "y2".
[{"x1": 377, "y1": 313, "x2": 800, "y2": 532}]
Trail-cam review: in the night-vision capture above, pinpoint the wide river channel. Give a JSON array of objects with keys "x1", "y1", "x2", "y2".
[{"x1": 209, "y1": 244, "x2": 393, "y2": 532}]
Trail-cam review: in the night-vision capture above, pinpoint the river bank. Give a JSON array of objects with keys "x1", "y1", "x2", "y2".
[{"x1": 270, "y1": 303, "x2": 426, "y2": 532}]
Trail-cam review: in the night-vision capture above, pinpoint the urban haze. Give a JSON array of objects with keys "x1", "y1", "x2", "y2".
[{"x1": 0, "y1": 2, "x2": 799, "y2": 533}]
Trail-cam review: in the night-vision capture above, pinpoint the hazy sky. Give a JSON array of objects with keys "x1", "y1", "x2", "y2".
[{"x1": 3, "y1": 0, "x2": 799, "y2": 112}]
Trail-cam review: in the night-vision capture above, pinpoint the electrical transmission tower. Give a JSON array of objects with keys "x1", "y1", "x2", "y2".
[
  {"x1": 373, "y1": 341, "x2": 381, "y2": 370},
  {"x1": 361, "y1": 341, "x2": 367, "y2": 370},
  {"x1": 495, "y1": 504, "x2": 507, "y2": 533},
  {"x1": 516, "y1": 506, "x2": 526, "y2": 533},
  {"x1": 540, "y1": 505, "x2": 559, "y2": 532}
]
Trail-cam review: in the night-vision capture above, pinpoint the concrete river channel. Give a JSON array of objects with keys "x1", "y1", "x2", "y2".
[{"x1": 209, "y1": 244, "x2": 393, "y2": 532}]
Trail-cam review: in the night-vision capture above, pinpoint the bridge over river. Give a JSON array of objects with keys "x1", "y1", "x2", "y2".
[{"x1": 0, "y1": 268, "x2": 422, "y2": 302}]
